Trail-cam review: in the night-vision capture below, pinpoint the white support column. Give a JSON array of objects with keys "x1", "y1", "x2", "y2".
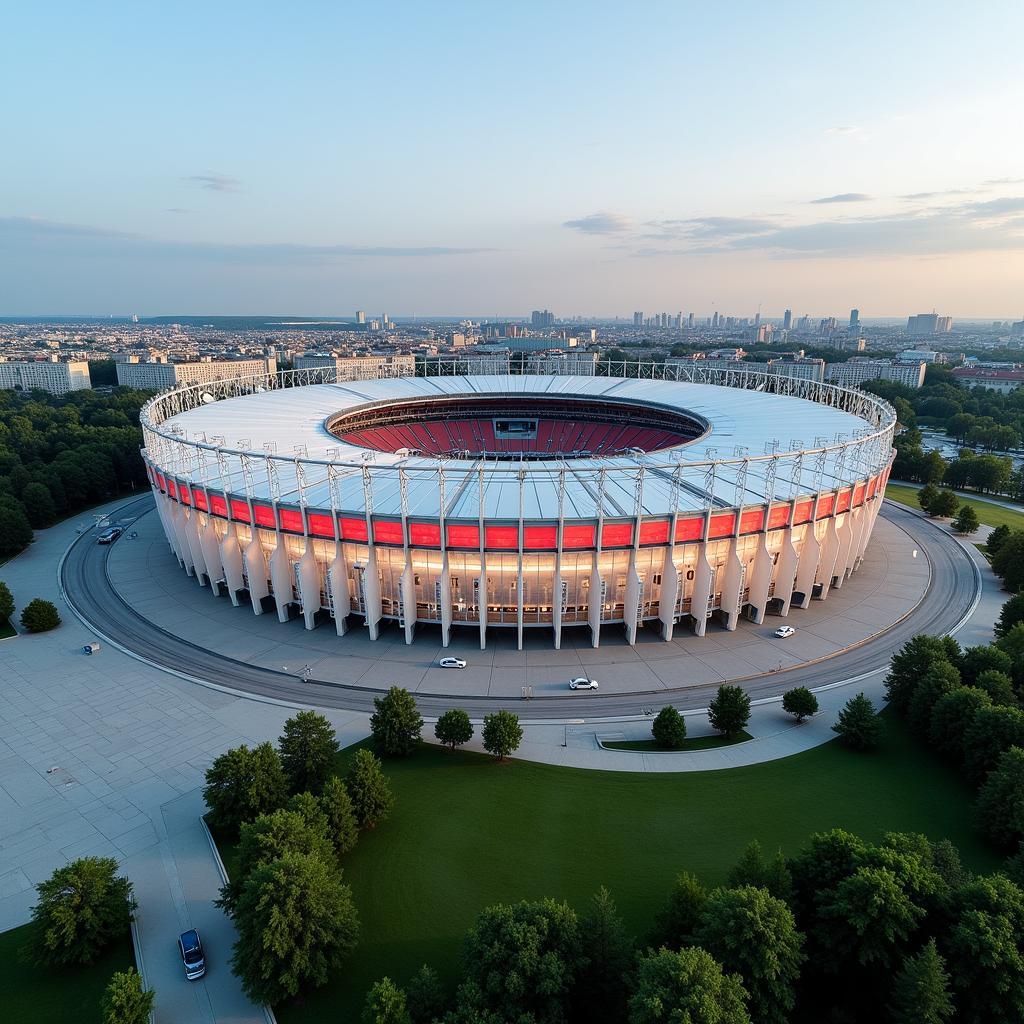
[
  {"x1": 198, "y1": 515, "x2": 224, "y2": 596},
  {"x1": 170, "y1": 501, "x2": 195, "y2": 576},
  {"x1": 831, "y1": 512, "x2": 856, "y2": 590},
  {"x1": 244, "y1": 533, "x2": 270, "y2": 614},
  {"x1": 400, "y1": 557, "x2": 417, "y2": 645},
  {"x1": 219, "y1": 522, "x2": 245, "y2": 606},
  {"x1": 847, "y1": 504, "x2": 868, "y2": 575},
  {"x1": 814, "y1": 515, "x2": 842, "y2": 599},
  {"x1": 690, "y1": 546, "x2": 714, "y2": 636},
  {"x1": 439, "y1": 550, "x2": 453, "y2": 648},
  {"x1": 477, "y1": 558, "x2": 488, "y2": 650},
  {"x1": 623, "y1": 551, "x2": 643, "y2": 646},
  {"x1": 184, "y1": 509, "x2": 210, "y2": 587},
  {"x1": 745, "y1": 533, "x2": 773, "y2": 625},
  {"x1": 793, "y1": 524, "x2": 820, "y2": 609},
  {"x1": 658, "y1": 544, "x2": 679, "y2": 642},
  {"x1": 153, "y1": 490, "x2": 179, "y2": 561},
  {"x1": 720, "y1": 539, "x2": 745, "y2": 631},
  {"x1": 268, "y1": 537, "x2": 293, "y2": 623},
  {"x1": 588, "y1": 553, "x2": 603, "y2": 649},
  {"x1": 552, "y1": 569, "x2": 563, "y2": 651},
  {"x1": 773, "y1": 528, "x2": 800, "y2": 616},
  {"x1": 298, "y1": 541, "x2": 321, "y2": 630},
  {"x1": 328, "y1": 546, "x2": 350, "y2": 636},
  {"x1": 362, "y1": 546, "x2": 383, "y2": 641}
]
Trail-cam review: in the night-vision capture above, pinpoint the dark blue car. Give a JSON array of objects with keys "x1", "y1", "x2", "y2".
[{"x1": 178, "y1": 929, "x2": 206, "y2": 980}]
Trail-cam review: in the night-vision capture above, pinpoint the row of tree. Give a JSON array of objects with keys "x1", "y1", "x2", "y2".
[
  {"x1": 360, "y1": 826, "x2": 1023, "y2": 1024},
  {"x1": 884, "y1": 626, "x2": 1024, "y2": 850},
  {"x1": 0, "y1": 388, "x2": 153, "y2": 556},
  {"x1": 914, "y1": 484, "x2": 981, "y2": 533}
]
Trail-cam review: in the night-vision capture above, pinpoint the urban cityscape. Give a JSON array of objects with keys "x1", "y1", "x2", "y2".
[{"x1": 3, "y1": 3, "x2": 1024, "y2": 1024}]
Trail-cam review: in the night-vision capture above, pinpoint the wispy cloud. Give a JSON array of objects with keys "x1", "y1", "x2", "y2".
[
  {"x1": 984, "y1": 177, "x2": 1024, "y2": 185},
  {"x1": 0, "y1": 217, "x2": 494, "y2": 264},
  {"x1": 899, "y1": 189, "x2": 977, "y2": 200},
  {"x1": 563, "y1": 211, "x2": 632, "y2": 234},
  {"x1": 824, "y1": 126, "x2": 860, "y2": 135},
  {"x1": 165, "y1": 207, "x2": 190, "y2": 214},
  {"x1": 184, "y1": 173, "x2": 242, "y2": 193},
  {"x1": 810, "y1": 193, "x2": 872, "y2": 204}
]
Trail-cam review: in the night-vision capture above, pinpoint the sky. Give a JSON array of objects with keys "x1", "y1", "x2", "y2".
[{"x1": 2, "y1": 0, "x2": 1023, "y2": 318}]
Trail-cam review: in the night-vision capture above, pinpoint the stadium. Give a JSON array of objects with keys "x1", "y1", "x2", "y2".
[{"x1": 140, "y1": 361, "x2": 896, "y2": 650}]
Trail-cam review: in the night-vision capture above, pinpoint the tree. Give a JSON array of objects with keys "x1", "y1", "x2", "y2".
[
  {"x1": 993, "y1": 532, "x2": 1024, "y2": 591},
  {"x1": 888, "y1": 939, "x2": 953, "y2": 1024},
  {"x1": 371, "y1": 686, "x2": 424, "y2": 757},
  {"x1": 695, "y1": 886, "x2": 804, "y2": 1024},
  {"x1": 727, "y1": 840, "x2": 792, "y2": 901},
  {"x1": 787, "y1": 828, "x2": 868, "y2": 927},
  {"x1": 320, "y1": 776, "x2": 359, "y2": 856},
  {"x1": 960, "y1": 644, "x2": 1014, "y2": 685},
  {"x1": 952, "y1": 504, "x2": 980, "y2": 535},
  {"x1": 19, "y1": 597, "x2": 61, "y2": 632},
  {"x1": 100, "y1": 968, "x2": 155, "y2": 1024},
  {"x1": 814, "y1": 866, "x2": 925, "y2": 970},
  {"x1": 574, "y1": 888, "x2": 633, "y2": 1024},
  {"x1": 0, "y1": 579, "x2": 13, "y2": 624},
  {"x1": 481, "y1": 710, "x2": 523, "y2": 760},
  {"x1": 997, "y1": 593, "x2": 1024, "y2": 637},
  {"x1": 231, "y1": 851, "x2": 359, "y2": 1005},
  {"x1": 434, "y1": 708, "x2": 473, "y2": 751},
  {"x1": 945, "y1": 874, "x2": 1024, "y2": 1024},
  {"x1": 651, "y1": 871, "x2": 708, "y2": 949},
  {"x1": 628, "y1": 947, "x2": 750, "y2": 1024},
  {"x1": 996, "y1": 623, "x2": 1024, "y2": 664},
  {"x1": 362, "y1": 977, "x2": 412, "y2": 1024},
  {"x1": 963, "y1": 705, "x2": 1024, "y2": 783},
  {"x1": 708, "y1": 685, "x2": 751, "y2": 739},
  {"x1": 278, "y1": 710, "x2": 339, "y2": 795},
  {"x1": 21, "y1": 481, "x2": 55, "y2": 527},
  {"x1": 346, "y1": 748, "x2": 394, "y2": 828},
  {"x1": 976, "y1": 746, "x2": 1024, "y2": 848},
  {"x1": 407, "y1": 964, "x2": 446, "y2": 1024},
  {"x1": 0, "y1": 499, "x2": 32, "y2": 556},
  {"x1": 28, "y1": 857, "x2": 135, "y2": 966},
  {"x1": 989, "y1": 524, "x2": 1013, "y2": 557},
  {"x1": 832, "y1": 692, "x2": 884, "y2": 750},
  {"x1": 221, "y1": 806, "x2": 335, "y2": 913},
  {"x1": 907, "y1": 661, "x2": 962, "y2": 737},
  {"x1": 203, "y1": 742, "x2": 287, "y2": 833},
  {"x1": 929, "y1": 686, "x2": 993, "y2": 762},
  {"x1": 885, "y1": 635, "x2": 959, "y2": 711},
  {"x1": 929, "y1": 490, "x2": 960, "y2": 518},
  {"x1": 463, "y1": 899, "x2": 582, "y2": 1024},
  {"x1": 782, "y1": 687, "x2": 818, "y2": 723},
  {"x1": 652, "y1": 706, "x2": 687, "y2": 749},
  {"x1": 976, "y1": 669, "x2": 1018, "y2": 707},
  {"x1": 917, "y1": 483, "x2": 940, "y2": 514}
]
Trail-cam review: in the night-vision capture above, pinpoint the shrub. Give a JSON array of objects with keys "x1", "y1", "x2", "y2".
[
  {"x1": 0, "y1": 580, "x2": 14, "y2": 623},
  {"x1": 19, "y1": 597, "x2": 61, "y2": 632},
  {"x1": 652, "y1": 706, "x2": 687, "y2": 749},
  {"x1": 482, "y1": 710, "x2": 523, "y2": 760},
  {"x1": 952, "y1": 504, "x2": 980, "y2": 535},
  {"x1": 100, "y1": 968, "x2": 155, "y2": 1024},
  {"x1": 371, "y1": 686, "x2": 424, "y2": 757},
  {"x1": 708, "y1": 685, "x2": 751, "y2": 739},
  {"x1": 782, "y1": 687, "x2": 819, "y2": 722},
  {"x1": 832, "y1": 693, "x2": 884, "y2": 751},
  {"x1": 434, "y1": 708, "x2": 473, "y2": 751}
]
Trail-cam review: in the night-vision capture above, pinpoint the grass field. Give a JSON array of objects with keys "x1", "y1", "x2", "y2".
[
  {"x1": 602, "y1": 731, "x2": 752, "y2": 752},
  {"x1": 0, "y1": 923, "x2": 134, "y2": 1024},
  {"x1": 886, "y1": 481, "x2": 1024, "y2": 530},
  {"x1": 216, "y1": 715, "x2": 1000, "y2": 1022}
]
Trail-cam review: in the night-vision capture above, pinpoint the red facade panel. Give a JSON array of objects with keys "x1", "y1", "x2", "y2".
[
  {"x1": 707, "y1": 513, "x2": 736, "y2": 539},
  {"x1": 447, "y1": 523, "x2": 480, "y2": 548},
  {"x1": 156, "y1": 472, "x2": 166, "y2": 491},
  {"x1": 253, "y1": 504, "x2": 276, "y2": 529},
  {"x1": 167, "y1": 479, "x2": 178, "y2": 500},
  {"x1": 210, "y1": 494, "x2": 228, "y2": 518},
  {"x1": 341, "y1": 517, "x2": 369, "y2": 541},
  {"x1": 373, "y1": 520, "x2": 404, "y2": 545},
  {"x1": 279, "y1": 509, "x2": 304, "y2": 533},
  {"x1": 739, "y1": 509, "x2": 764, "y2": 534},
  {"x1": 409, "y1": 522, "x2": 442, "y2": 547},
  {"x1": 638, "y1": 520, "x2": 670, "y2": 545},
  {"x1": 601, "y1": 522, "x2": 633, "y2": 547},
  {"x1": 793, "y1": 500, "x2": 813, "y2": 524},
  {"x1": 307, "y1": 513, "x2": 335, "y2": 537},
  {"x1": 193, "y1": 489, "x2": 208, "y2": 512},
  {"x1": 675, "y1": 516, "x2": 704, "y2": 542},
  {"x1": 179, "y1": 483, "x2": 192, "y2": 505},
  {"x1": 836, "y1": 490, "x2": 852, "y2": 514},
  {"x1": 523, "y1": 526, "x2": 557, "y2": 549},
  {"x1": 853, "y1": 483, "x2": 866, "y2": 507},
  {"x1": 562, "y1": 524, "x2": 596, "y2": 548},
  {"x1": 485, "y1": 525, "x2": 519, "y2": 549},
  {"x1": 767, "y1": 504, "x2": 790, "y2": 529},
  {"x1": 816, "y1": 494, "x2": 836, "y2": 519},
  {"x1": 229, "y1": 498, "x2": 250, "y2": 522}
]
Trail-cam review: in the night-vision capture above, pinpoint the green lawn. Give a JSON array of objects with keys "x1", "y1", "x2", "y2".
[
  {"x1": 886, "y1": 481, "x2": 1024, "y2": 530},
  {"x1": 217, "y1": 715, "x2": 1000, "y2": 1022},
  {"x1": 0, "y1": 618, "x2": 16, "y2": 639},
  {"x1": 0, "y1": 923, "x2": 134, "y2": 1024},
  {"x1": 602, "y1": 731, "x2": 753, "y2": 752}
]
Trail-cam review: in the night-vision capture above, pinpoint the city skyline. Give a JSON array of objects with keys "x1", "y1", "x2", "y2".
[{"x1": 2, "y1": 1, "x2": 1023, "y2": 316}]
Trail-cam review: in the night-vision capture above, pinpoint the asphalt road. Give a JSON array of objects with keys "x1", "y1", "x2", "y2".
[{"x1": 60, "y1": 495, "x2": 979, "y2": 720}]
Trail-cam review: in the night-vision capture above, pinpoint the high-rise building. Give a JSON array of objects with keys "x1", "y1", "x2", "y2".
[
  {"x1": 115, "y1": 357, "x2": 277, "y2": 390},
  {"x1": 687, "y1": 312, "x2": 695, "y2": 328},
  {"x1": 0, "y1": 357, "x2": 91, "y2": 394},
  {"x1": 633, "y1": 311, "x2": 643, "y2": 327},
  {"x1": 849, "y1": 309, "x2": 860, "y2": 328},
  {"x1": 356, "y1": 310, "x2": 366, "y2": 324},
  {"x1": 531, "y1": 309, "x2": 555, "y2": 328},
  {"x1": 782, "y1": 309, "x2": 792, "y2": 330},
  {"x1": 907, "y1": 313, "x2": 943, "y2": 335}
]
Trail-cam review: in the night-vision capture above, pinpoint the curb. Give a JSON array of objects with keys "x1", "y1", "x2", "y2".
[{"x1": 129, "y1": 917, "x2": 156, "y2": 1024}]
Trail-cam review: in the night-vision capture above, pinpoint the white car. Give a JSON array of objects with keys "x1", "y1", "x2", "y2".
[
  {"x1": 774, "y1": 625, "x2": 796, "y2": 638},
  {"x1": 439, "y1": 657, "x2": 467, "y2": 669},
  {"x1": 569, "y1": 677, "x2": 599, "y2": 690}
]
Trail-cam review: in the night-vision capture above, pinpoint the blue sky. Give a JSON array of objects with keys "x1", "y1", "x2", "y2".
[{"x1": 2, "y1": 1, "x2": 1023, "y2": 316}]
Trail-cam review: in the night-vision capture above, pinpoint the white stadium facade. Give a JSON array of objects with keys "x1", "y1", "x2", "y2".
[{"x1": 140, "y1": 361, "x2": 896, "y2": 650}]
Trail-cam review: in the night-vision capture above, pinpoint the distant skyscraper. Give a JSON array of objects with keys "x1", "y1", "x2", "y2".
[
  {"x1": 687, "y1": 312, "x2": 695, "y2": 328},
  {"x1": 849, "y1": 308, "x2": 860, "y2": 328},
  {"x1": 782, "y1": 309, "x2": 792, "y2": 330},
  {"x1": 753, "y1": 312, "x2": 761, "y2": 328},
  {"x1": 633, "y1": 311, "x2": 643, "y2": 327},
  {"x1": 356, "y1": 310, "x2": 366, "y2": 324},
  {"x1": 531, "y1": 309, "x2": 555, "y2": 328}
]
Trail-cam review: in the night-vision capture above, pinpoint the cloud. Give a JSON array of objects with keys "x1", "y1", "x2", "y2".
[
  {"x1": 984, "y1": 177, "x2": 1024, "y2": 185},
  {"x1": 0, "y1": 216, "x2": 494, "y2": 264},
  {"x1": 824, "y1": 126, "x2": 860, "y2": 135},
  {"x1": 810, "y1": 193, "x2": 872, "y2": 204},
  {"x1": 644, "y1": 216, "x2": 776, "y2": 240},
  {"x1": 165, "y1": 207, "x2": 190, "y2": 214},
  {"x1": 563, "y1": 211, "x2": 632, "y2": 234},
  {"x1": 899, "y1": 189, "x2": 977, "y2": 200},
  {"x1": 185, "y1": 173, "x2": 242, "y2": 193}
]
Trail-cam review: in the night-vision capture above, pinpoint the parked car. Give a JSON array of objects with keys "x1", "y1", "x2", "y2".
[
  {"x1": 97, "y1": 527, "x2": 123, "y2": 544},
  {"x1": 439, "y1": 657, "x2": 467, "y2": 669},
  {"x1": 569, "y1": 677, "x2": 599, "y2": 690},
  {"x1": 774, "y1": 625, "x2": 796, "y2": 638},
  {"x1": 178, "y1": 929, "x2": 206, "y2": 980}
]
